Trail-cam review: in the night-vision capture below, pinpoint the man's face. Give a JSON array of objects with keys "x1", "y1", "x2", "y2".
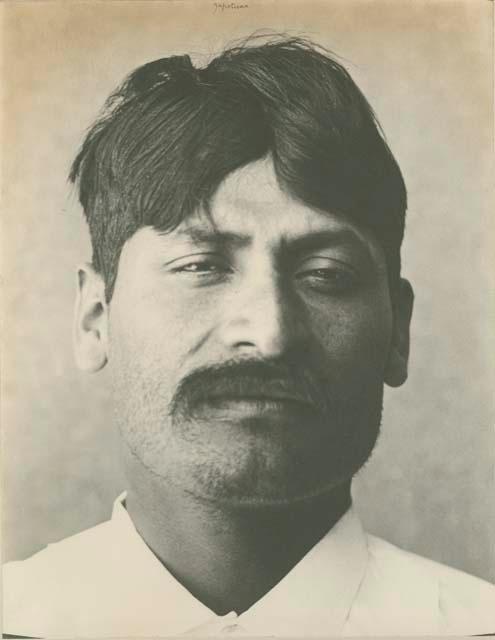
[{"x1": 104, "y1": 157, "x2": 400, "y2": 506}]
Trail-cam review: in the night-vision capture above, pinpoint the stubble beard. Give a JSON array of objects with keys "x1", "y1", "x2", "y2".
[{"x1": 113, "y1": 365, "x2": 384, "y2": 508}]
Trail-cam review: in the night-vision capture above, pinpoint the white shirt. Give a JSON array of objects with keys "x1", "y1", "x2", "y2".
[{"x1": 3, "y1": 493, "x2": 494, "y2": 637}]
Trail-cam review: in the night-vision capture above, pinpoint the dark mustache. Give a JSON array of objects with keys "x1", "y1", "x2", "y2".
[{"x1": 170, "y1": 356, "x2": 330, "y2": 419}]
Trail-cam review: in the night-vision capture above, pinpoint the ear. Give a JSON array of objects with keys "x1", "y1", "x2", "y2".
[
  {"x1": 73, "y1": 263, "x2": 109, "y2": 372},
  {"x1": 384, "y1": 278, "x2": 414, "y2": 388}
]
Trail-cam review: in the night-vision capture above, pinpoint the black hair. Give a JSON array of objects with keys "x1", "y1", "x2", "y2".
[{"x1": 70, "y1": 35, "x2": 407, "y2": 301}]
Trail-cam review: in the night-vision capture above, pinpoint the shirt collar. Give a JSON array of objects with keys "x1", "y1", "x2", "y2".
[{"x1": 112, "y1": 491, "x2": 369, "y2": 636}]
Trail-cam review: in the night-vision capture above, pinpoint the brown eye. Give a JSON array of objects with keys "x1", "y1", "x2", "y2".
[
  {"x1": 295, "y1": 267, "x2": 358, "y2": 294},
  {"x1": 171, "y1": 257, "x2": 233, "y2": 282},
  {"x1": 179, "y1": 262, "x2": 221, "y2": 273}
]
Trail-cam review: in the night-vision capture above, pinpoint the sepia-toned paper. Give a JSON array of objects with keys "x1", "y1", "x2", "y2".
[{"x1": 1, "y1": 0, "x2": 494, "y2": 636}]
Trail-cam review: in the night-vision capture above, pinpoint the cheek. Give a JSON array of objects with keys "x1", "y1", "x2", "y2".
[
  {"x1": 309, "y1": 294, "x2": 393, "y2": 371},
  {"x1": 107, "y1": 287, "x2": 217, "y2": 381}
]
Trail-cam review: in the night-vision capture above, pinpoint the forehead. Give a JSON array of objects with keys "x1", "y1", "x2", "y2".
[
  {"x1": 125, "y1": 157, "x2": 386, "y2": 265},
  {"x1": 209, "y1": 156, "x2": 317, "y2": 231},
  {"x1": 183, "y1": 157, "x2": 384, "y2": 258}
]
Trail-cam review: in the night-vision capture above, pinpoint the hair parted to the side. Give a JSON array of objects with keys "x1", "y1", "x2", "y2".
[{"x1": 70, "y1": 34, "x2": 407, "y2": 302}]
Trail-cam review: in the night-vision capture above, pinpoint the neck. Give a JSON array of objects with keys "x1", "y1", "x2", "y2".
[{"x1": 124, "y1": 450, "x2": 352, "y2": 615}]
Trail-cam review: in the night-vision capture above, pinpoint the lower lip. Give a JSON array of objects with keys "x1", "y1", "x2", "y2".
[{"x1": 197, "y1": 397, "x2": 311, "y2": 419}]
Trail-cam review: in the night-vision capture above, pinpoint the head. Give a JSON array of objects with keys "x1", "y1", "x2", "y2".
[{"x1": 72, "y1": 36, "x2": 413, "y2": 507}]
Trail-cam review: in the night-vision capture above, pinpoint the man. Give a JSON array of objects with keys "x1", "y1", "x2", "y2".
[{"x1": 3, "y1": 36, "x2": 494, "y2": 637}]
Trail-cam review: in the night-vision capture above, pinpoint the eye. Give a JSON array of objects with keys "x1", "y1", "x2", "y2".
[
  {"x1": 170, "y1": 255, "x2": 233, "y2": 280},
  {"x1": 176, "y1": 261, "x2": 223, "y2": 273},
  {"x1": 295, "y1": 259, "x2": 359, "y2": 294}
]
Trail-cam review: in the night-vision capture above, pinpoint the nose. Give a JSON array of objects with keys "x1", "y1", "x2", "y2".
[{"x1": 217, "y1": 269, "x2": 306, "y2": 358}]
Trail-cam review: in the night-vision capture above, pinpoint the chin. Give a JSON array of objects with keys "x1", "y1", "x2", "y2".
[
  {"x1": 187, "y1": 479, "x2": 351, "y2": 510},
  {"x1": 174, "y1": 436, "x2": 372, "y2": 509},
  {"x1": 122, "y1": 402, "x2": 382, "y2": 509}
]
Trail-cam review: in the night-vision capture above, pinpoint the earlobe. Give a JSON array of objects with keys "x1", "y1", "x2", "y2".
[
  {"x1": 73, "y1": 263, "x2": 109, "y2": 372},
  {"x1": 384, "y1": 278, "x2": 414, "y2": 388}
]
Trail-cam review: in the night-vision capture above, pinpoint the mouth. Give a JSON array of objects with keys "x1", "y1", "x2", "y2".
[
  {"x1": 208, "y1": 389, "x2": 313, "y2": 405},
  {"x1": 194, "y1": 393, "x2": 316, "y2": 419}
]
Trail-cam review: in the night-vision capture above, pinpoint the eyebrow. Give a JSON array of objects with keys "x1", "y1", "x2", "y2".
[
  {"x1": 170, "y1": 225, "x2": 368, "y2": 255},
  {"x1": 172, "y1": 226, "x2": 251, "y2": 249},
  {"x1": 282, "y1": 229, "x2": 369, "y2": 256}
]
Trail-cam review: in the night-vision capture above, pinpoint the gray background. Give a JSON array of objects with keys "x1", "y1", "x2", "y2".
[{"x1": 2, "y1": 0, "x2": 494, "y2": 582}]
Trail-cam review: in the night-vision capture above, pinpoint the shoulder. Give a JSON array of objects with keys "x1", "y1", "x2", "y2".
[
  {"x1": 360, "y1": 533, "x2": 495, "y2": 635},
  {"x1": 3, "y1": 519, "x2": 125, "y2": 637}
]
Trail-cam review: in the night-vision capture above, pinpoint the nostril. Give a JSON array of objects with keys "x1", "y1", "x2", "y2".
[{"x1": 235, "y1": 341, "x2": 257, "y2": 350}]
